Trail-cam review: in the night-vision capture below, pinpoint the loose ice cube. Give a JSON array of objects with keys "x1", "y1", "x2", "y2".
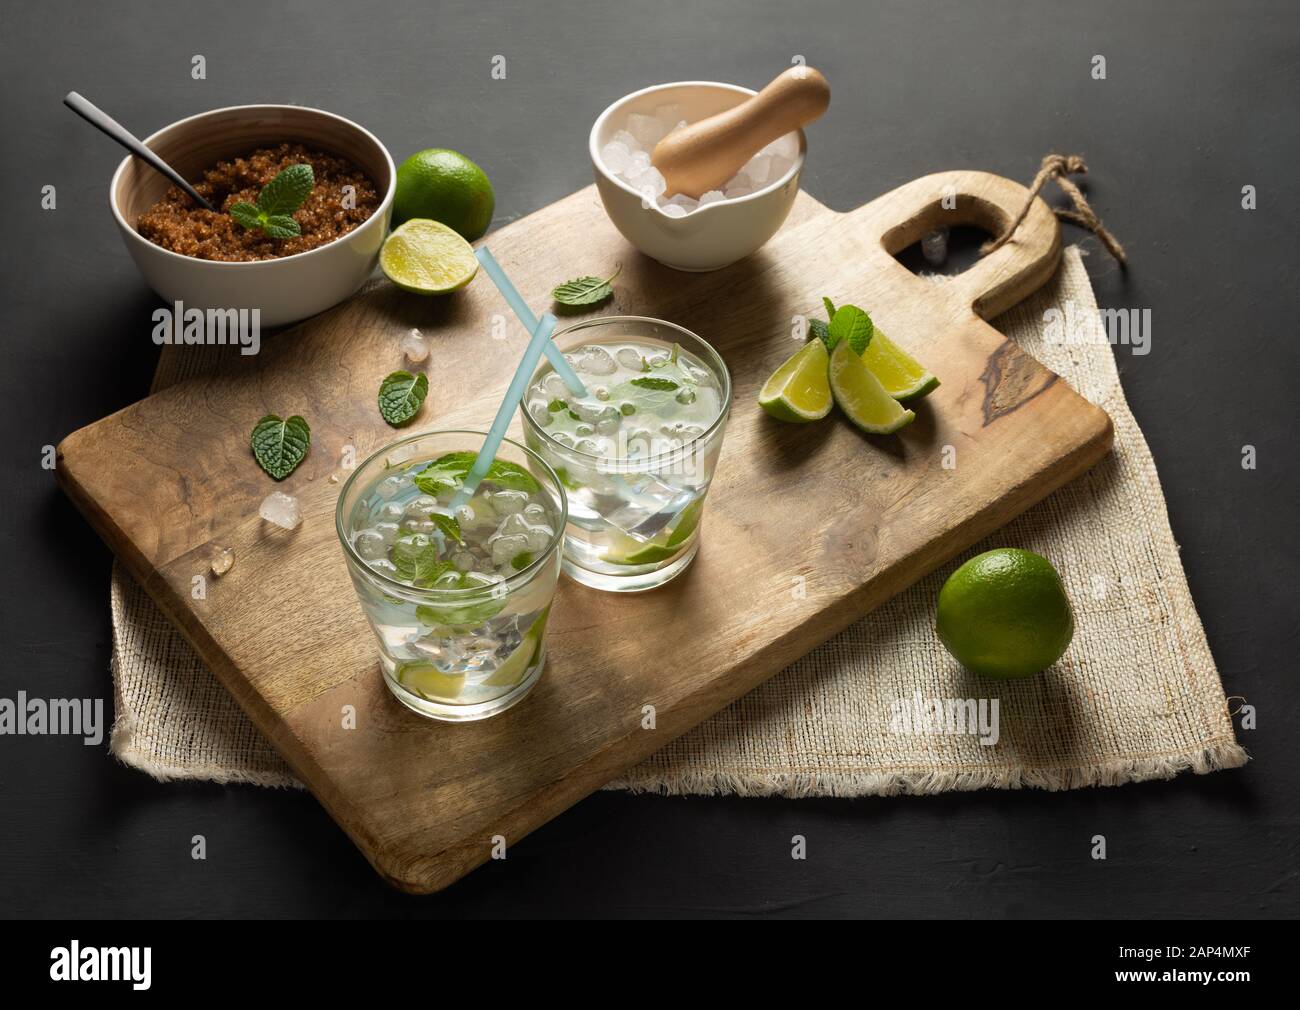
[
  {"x1": 401, "y1": 328, "x2": 429, "y2": 363},
  {"x1": 210, "y1": 547, "x2": 234, "y2": 576},
  {"x1": 259, "y1": 491, "x2": 302, "y2": 530}
]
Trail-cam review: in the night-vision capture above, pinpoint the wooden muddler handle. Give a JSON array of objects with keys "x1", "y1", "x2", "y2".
[{"x1": 651, "y1": 66, "x2": 831, "y2": 199}]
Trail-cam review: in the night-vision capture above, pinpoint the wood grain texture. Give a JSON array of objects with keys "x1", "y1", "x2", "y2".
[{"x1": 57, "y1": 171, "x2": 1112, "y2": 892}]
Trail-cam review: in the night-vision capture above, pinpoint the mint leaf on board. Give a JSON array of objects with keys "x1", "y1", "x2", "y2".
[
  {"x1": 229, "y1": 164, "x2": 313, "y2": 237},
  {"x1": 551, "y1": 263, "x2": 621, "y2": 309},
  {"x1": 250, "y1": 413, "x2": 310, "y2": 480},
  {"x1": 828, "y1": 305, "x2": 874, "y2": 355},
  {"x1": 630, "y1": 376, "x2": 679, "y2": 392},
  {"x1": 257, "y1": 163, "x2": 314, "y2": 216},
  {"x1": 378, "y1": 370, "x2": 429, "y2": 426}
]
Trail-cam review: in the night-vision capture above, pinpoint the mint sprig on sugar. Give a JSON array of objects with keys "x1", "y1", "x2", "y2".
[
  {"x1": 250, "y1": 413, "x2": 311, "y2": 480},
  {"x1": 229, "y1": 164, "x2": 314, "y2": 239}
]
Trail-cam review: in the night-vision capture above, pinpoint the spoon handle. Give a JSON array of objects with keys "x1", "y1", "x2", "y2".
[{"x1": 63, "y1": 92, "x2": 217, "y2": 212}]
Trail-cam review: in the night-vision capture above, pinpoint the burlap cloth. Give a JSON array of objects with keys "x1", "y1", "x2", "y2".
[{"x1": 108, "y1": 247, "x2": 1247, "y2": 793}]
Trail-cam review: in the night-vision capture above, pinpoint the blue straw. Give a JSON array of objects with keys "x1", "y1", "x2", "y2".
[
  {"x1": 475, "y1": 247, "x2": 586, "y2": 395},
  {"x1": 452, "y1": 311, "x2": 559, "y2": 508}
]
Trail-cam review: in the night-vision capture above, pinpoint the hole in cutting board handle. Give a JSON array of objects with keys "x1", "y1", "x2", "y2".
[{"x1": 891, "y1": 224, "x2": 994, "y2": 279}]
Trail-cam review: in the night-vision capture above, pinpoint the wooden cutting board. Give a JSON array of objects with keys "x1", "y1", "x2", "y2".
[{"x1": 58, "y1": 171, "x2": 1112, "y2": 893}]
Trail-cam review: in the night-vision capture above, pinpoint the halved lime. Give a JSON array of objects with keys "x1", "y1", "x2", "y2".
[
  {"x1": 758, "y1": 339, "x2": 832, "y2": 422},
  {"x1": 395, "y1": 661, "x2": 464, "y2": 701},
  {"x1": 829, "y1": 340, "x2": 916, "y2": 434},
  {"x1": 861, "y1": 327, "x2": 939, "y2": 402},
  {"x1": 482, "y1": 606, "x2": 550, "y2": 687},
  {"x1": 602, "y1": 498, "x2": 703, "y2": 566},
  {"x1": 380, "y1": 219, "x2": 479, "y2": 295}
]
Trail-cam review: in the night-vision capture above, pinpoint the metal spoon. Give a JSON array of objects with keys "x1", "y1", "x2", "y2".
[{"x1": 63, "y1": 91, "x2": 217, "y2": 212}]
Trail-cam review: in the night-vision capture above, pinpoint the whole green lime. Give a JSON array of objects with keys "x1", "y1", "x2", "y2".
[
  {"x1": 392, "y1": 149, "x2": 494, "y2": 241},
  {"x1": 936, "y1": 548, "x2": 1074, "y2": 679}
]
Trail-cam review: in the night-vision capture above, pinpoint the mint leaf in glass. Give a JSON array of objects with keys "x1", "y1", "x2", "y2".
[
  {"x1": 630, "y1": 376, "x2": 679, "y2": 392},
  {"x1": 378, "y1": 370, "x2": 429, "y2": 427},
  {"x1": 430, "y1": 512, "x2": 463, "y2": 544},
  {"x1": 250, "y1": 413, "x2": 310, "y2": 480},
  {"x1": 391, "y1": 535, "x2": 450, "y2": 585}
]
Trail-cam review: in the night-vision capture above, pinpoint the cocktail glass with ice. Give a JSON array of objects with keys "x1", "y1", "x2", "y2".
[
  {"x1": 520, "y1": 316, "x2": 731, "y2": 592},
  {"x1": 336, "y1": 430, "x2": 567, "y2": 721}
]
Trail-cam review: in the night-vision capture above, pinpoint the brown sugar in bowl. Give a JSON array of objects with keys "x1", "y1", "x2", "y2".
[{"x1": 111, "y1": 105, "x2": 396, "y2": 327}]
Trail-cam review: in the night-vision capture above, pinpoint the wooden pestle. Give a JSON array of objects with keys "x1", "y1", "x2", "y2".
[{"x1": 651, "y1": 67, "x2": 830, "y2": 199}]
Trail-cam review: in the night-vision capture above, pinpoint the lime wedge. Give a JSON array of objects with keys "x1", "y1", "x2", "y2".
[
  {"x1": 395, "y1": 661, "x2": 464, "y2": 701},
  {"x1": 380, "y1": 219, "x2": 479, "y2": 295},
  {"x1": 482, "y1": 606, "x2": 550, "y2": 687},
  {"x1": 829, "y1": 340, "x2": 916, "y2": 434},
  {"x1": 602, "y1": 498, "x2": 703, "y2": 566},
  {"x1": 758, "y1": 339, "x2": 832, "y2": 422},
  {"x1": 861, "y1": 327, "x2": 939, "y2": 402}
]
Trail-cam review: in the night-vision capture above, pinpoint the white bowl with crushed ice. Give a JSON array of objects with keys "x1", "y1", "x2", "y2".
[{"x1": 590, "y1": 72, "x2": 827, "y2": 271}]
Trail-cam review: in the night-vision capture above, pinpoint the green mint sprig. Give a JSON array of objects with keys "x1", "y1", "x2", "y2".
[
  {"x1": 229, "y1": 164, "x2": 314, "y2": 239},
  {"x1": 810, "y1": 297, "x2": 874, "y2": 355},
  {"x1": 551, "y1": 264, "x2": 621, "y2": 310},
  {"x1": 250, "y1": 413, "x2": 310, "y2": 480},
  {"x1": 411, "y1": 451, "x2": 540, "y2": 496},
  {"x1": 378, "y1": 370, "x2": 429, "y2": 426}
]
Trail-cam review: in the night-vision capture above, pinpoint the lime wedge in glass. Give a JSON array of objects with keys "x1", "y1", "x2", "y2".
[
  {"x1": 861, "y1": 327, "x2": 939, "y2": 402},
  {"x1": 395, "y1": 661, "x2": 464, "y2": 701},
  {"x1": 602, "y1": 498, "x2": 703, "y2": 566},
  {"x1": 482, "y1": 606, "x2": 550, "y2": 688},
  {"x1": 758, "y1": 339, "x2": 832, "y2": 422},
  {"x1": 380, "y1": 218, "x2": 479, "y2": 295},
  {"x1": 829, "y1": 340, "x2": 916, "y2": 434}
]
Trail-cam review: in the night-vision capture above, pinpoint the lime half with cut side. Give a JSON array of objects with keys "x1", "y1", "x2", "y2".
[
  {"x1": 758, "y1": 339, "x2": 832, "y2": 422},
  {"x1": 829, "y1": 340, "x2": 916, "y2": 434},
  {"x1": 380, "y1": 218, "x2": 479, "y2": 295},
  {"x1": 861, "y1": 327, "x2": 940, "y2": 402}
]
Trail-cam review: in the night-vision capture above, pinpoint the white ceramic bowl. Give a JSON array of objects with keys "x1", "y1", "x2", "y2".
[
  {"x1": 589, "y1": 82, "x2": 806, "y2": 272},
  {"x1": 110, "y1": 104, "x2": 395, "y2": 328}
]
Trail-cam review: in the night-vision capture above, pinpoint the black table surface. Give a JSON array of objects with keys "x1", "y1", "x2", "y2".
[{"x1": 1, "y1": 0, "x2": 1296, "y2": 919}]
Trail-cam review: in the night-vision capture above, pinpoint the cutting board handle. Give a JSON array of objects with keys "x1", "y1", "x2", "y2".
[{"x1": 874, "y1": 170, "x2": 1062, "y2": 320}]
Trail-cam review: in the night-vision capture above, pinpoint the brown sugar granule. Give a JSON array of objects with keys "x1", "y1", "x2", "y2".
[{"x1": 137, "y1": 143, "x2": 380, "y2": 262}]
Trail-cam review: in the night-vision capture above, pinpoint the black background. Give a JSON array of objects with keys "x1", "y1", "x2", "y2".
[{"x1": 1, "y1": 0, "x2": 1296, "y2": 918}]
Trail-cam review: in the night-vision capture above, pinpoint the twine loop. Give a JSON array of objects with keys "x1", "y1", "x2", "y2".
[{"x1": 982, "y1": 153, "x2": 1127, "y2": 266}]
